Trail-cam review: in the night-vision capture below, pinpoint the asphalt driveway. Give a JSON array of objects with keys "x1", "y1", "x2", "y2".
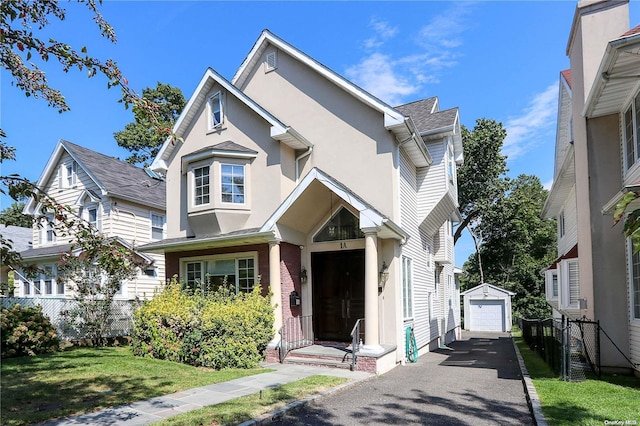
[{"x1": 270, "y1": 331, "x2": 534, "y2": 425}]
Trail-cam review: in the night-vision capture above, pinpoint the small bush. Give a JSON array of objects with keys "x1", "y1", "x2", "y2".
[
  {"x1": 132, "y1": 279, "x2": 274, "y2": 369},
  {"x1": 1, "y1": 304, "x2": 60, "y2": 358}
]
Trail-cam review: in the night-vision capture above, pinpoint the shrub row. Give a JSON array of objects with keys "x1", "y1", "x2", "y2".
[
  {"x1": 1, "y1": 304, "x2": 60, "y2": 358},
  {"x1": 132, "y1": 280, "x2": 274, "y2": 369}
]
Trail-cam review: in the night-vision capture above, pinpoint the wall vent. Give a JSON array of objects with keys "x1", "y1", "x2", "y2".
[{"x1": 265, "y1": 51, "x2": 277, "y2": 72}]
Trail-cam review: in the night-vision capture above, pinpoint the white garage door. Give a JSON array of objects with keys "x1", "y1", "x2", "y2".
[{"x1": 469, "y1": 300, "x2": 505, "y2": 332}]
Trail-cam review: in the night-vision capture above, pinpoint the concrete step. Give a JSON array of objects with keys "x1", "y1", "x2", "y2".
[{"x1": 283, "y1": 356, "x2": 352, "y2": 370}]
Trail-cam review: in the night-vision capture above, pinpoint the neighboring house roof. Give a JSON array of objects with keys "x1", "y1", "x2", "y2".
[
  {"x1": 19, "y1": 236, "x2": 154, "y2": 265},
  {"x1": 20, "y1": 243, "x2": 73, "y2": 260},
  {"x1": 584, "y1": 25, "x2": 640, "y2": 118},
  {"x1": 547, "y1": 244, "x2": 579, "y2": 270},
  {"x1": 561, "y1": 69, "x2": 572, "y2": 89},
  {"x1": 0, "y1": 225, "x2": 32, "y2": 254},
  {"x1": 25, "y1": 140, "x2": 166, "y2": 213}
]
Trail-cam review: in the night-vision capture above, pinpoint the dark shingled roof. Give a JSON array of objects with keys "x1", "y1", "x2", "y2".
[
  {"x1": 20, "y1": 243, "x2": 73, "y2": 260},
  {"x1": 62, "y1": 140, "x2": 165, "y2": 210},
  {"x1": 395, "y1": 99, "x2": 459, "y2": 135},
  {"x1": 1, "y1": 225, "x2": 32, "y2": 253}
]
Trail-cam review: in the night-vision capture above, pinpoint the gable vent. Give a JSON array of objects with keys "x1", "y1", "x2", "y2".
[{"x1": 265, "y1": 51, "x2": 277, "y2": 72}]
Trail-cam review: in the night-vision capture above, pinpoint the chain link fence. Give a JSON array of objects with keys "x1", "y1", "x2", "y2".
[
  {"x1": 1, "y1": 297, "x2": 137, "y2": 340},
  {"x1": 520, "y1": 317, "x2": 600, "y2": 381}
]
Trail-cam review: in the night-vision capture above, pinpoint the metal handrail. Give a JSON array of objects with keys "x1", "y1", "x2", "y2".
[
  {"x1": 350, "y1": 318, "x2": 364, "y2": 371},
  {"x1": 280, "y1": 315, "x2": 313, "y2": 362}
]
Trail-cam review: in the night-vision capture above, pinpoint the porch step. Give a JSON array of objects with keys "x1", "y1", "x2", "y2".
[{"x1": 283, "y1": 356, "x2": 352, "y2": 370}]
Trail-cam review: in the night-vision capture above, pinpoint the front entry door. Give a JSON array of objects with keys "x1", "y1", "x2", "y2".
[{"x1": 311, "y1": 250, "x2": 365, "y2": 341}]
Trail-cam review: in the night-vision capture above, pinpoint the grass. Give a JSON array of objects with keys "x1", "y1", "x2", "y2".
[
  {"x1": 513, "y1": 332, "x2": 640, "y2": 425},
  {"x1": 155, "y1": 375, "x2": 349, "y2": 426},
  {"x1": 1, "y1": 346, "x2": 269, "y2": 426}
]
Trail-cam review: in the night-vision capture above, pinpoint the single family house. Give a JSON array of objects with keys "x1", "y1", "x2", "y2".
[
  {"x1": 15, "y1": 140, "x2": 167, "y2": 300},
  {"x1": 142, "y1": 30, "x2": 463, "y2": 373},
  {"x1": 543, "y1": 0, "x2": 640, "y2": 375}
]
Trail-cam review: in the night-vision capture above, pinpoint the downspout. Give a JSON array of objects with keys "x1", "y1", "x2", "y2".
[{"x1": 295, "y1": 146, "x2": 313, "y2": 183}]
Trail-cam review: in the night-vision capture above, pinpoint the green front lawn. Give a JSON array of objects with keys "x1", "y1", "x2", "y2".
[
  {"x1": 514, "y1": 334, "x2": 640, "y2": 425},
  {"x1": 1, "y1": 346, "x2": 268, "y2": 426}
]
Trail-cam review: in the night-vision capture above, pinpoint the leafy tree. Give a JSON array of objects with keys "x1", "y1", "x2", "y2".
[
  {"x1": 0, "y1": 201, "x2": 32, "y2": 227},
  {"x1": 0, "y1": 1, "x2": 178, "y2": 273},
  {"x1": 57, "y1": 236, "x2": 140, "y2": 345},
  {"x1": 114, "y1": 82, "x2": 186, "y2": 166},
  {"x1": 454, "y1": 118, "x2": 510, "y2": 244},
  {"x1": 460, "y1": 174, "x2": 557, "y2": 320}
]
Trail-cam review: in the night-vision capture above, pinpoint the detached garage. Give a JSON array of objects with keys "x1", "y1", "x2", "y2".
[{"x1": 462, "y1": 283, "x2": 515, "y2": 332}]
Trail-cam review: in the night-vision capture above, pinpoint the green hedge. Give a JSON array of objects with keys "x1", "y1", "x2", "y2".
[
  {"x1": 132, "y1": 280, "x2": 274, "y2": 369},
  {"x1": 1, "y1": 304, "x2": 60, "y2": 358}
]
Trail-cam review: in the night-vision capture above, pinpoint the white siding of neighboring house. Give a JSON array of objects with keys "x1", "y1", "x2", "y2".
[
  {"x1": 417, "y1": 141, "x2": 445, "y2": 221},
  {"x1": 630, "y1": 321, "x2": 640, "y2": 372},
  {"x1": 558, "y1": 186, "x2": 578, "y2": 256},
  {"x1": 19, "y1": 150, "x2": 165, "y2": 300},
  {"x1": 399, "y1": 149, "x2": 434, "y2": 351}
]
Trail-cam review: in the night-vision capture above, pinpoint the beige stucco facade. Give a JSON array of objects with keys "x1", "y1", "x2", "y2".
[{"x1": 148, "y1": 30, "x2": 462, "y2": 373}]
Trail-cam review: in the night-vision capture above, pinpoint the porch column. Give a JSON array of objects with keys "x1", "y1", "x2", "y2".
[
  {"x1": 363, "y1": 229, "x2": 383, "y2": 353},
  {"x1": 269, "y1": 240, "x2": 283, "y2": 334}
]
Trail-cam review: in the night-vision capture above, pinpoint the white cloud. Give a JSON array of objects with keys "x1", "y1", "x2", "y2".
[
  {"x1": 345, "y1": 53, "x2": 418, "y2": 106},
  {"x1": 364, "y1": 18, "x2": 398, "y2": 50},
  {"x1": 345, "y1": 3, "x2": 474, "y2": 105},
  {"x1": 503, "y1": 83, "x2": 558, "y2": 160}
]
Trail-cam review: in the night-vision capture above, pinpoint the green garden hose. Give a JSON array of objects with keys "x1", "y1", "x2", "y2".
[{"x1": 405, "y1": 326, "x2": 418, "y2": 363}]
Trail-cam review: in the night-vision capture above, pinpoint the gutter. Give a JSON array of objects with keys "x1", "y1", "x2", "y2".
[{"x1": 295, "y1": 146, "x2": 313, "y2": 183}]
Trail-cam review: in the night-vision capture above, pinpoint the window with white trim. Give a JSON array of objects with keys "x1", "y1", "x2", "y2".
[
  {"x1": 194, "y1": 165, "x2": 211, "y2": 206},
  {"x1": 151, "y1": 213, "x2": 165, "y2": 240},
  {"x1": 43, "y1": 264, "x2": 54, "y2": 295},
  {"x1": 220, "y1": 164, "x2": 245, "y2": 204},
  {"x1": 41, "y1": 213, "x2": 55, "y2": 244},
  {"x1": 402, "y1": 256, "x2": 413, "y2": 319},
  {"x1": 59, "y1": 161, "x2": 77, "y2": 188},
  {"x1": 622, "y1": 93, "x2": 640, "y2": 171},
  {"x1": 182, "y1": 253, "x2": 257, "y2": 294},
  {"x1": 545, "y1": 269, "x2": 558, "y2": 301},
  {"x1": 208, "y1": 91, "x2": 223, "y2": 129},
  {"x1": 558, "y1": 211, "x2": 565, "y2": 238},
  {"x1": 631, "y1": 249, "x2": 640, "y2": 319}
]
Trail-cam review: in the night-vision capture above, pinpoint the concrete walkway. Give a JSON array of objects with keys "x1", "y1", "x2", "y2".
[{"x1": 38, "y1": 364, "x2": 373, "y2": 426}]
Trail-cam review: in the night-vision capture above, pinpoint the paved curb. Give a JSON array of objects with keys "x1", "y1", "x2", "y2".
[
  {"x1": 238, "y1": 375, "x2": 376, "y2": 426},
  {"x1": 512, "y1": 337, "x2": 548, "y2": 426}
]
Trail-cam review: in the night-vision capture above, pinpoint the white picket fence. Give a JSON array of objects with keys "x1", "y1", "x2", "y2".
[{"x1": 0, "y1": 297, "x2": 136, "y2": 340}]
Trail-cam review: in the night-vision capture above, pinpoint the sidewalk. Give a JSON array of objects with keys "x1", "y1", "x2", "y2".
[{"x1": 39, "y1": 363, "x2": 373, "y2": 426}]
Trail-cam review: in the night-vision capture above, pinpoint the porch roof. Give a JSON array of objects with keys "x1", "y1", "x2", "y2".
[
  {"x1": 261, "y1": 168, "x2": 409, "y2": 242},
  {"x1": 138, "y1": 228, "x2": 275, "y2": 253}
]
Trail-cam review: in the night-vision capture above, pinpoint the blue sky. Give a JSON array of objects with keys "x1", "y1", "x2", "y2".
[{"x1": 3, "y1": 1, "x2": 639, "y2": 265}]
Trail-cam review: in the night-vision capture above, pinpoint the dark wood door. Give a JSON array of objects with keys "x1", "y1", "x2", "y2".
[{"x1": 311, "y1": 250, "x2": 365, "y2": 341}]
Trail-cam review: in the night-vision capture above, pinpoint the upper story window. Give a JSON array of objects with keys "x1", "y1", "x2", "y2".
[
  {"x1": 151, "y1": 213, "x2": 165, "y2": 240},
  {"x1": 221, "y1": 164, "x2": 245, "y2": 204},
  {"x1": 60, "y1": 161, "x2": 77, "y2": 188},
  {"x1": 194, "y1": 165, "x2": 211, "y2": 206},
  {"x1": 558, "y1": 211, "x2": 565, "y2": 238},
  {"x1": 623, "y1": 93, "x2": 640, "y2": 172},
  {"x1": 447, "y1": 143, "x2": 456, "y2": 185},
  {"x1": 208, "y1": 92, "x2": 223, "y2": 129},
  {"x1": 41, "y1": 213, "x2": 55, "y2": 244}
]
